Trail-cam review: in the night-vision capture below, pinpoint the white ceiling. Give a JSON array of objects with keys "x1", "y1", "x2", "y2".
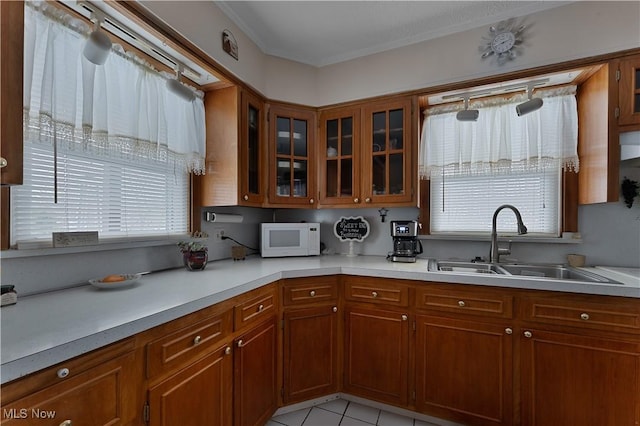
[{"x1": 215, "y1": 1, "x2": 571, "y2": 67}]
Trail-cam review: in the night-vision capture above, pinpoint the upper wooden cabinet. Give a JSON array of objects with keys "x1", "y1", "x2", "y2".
[
  {"x1": 318, "y1": 96, "x2": 417, "y2": 208},
  {"x1": 0, "y1": 0, "x2": 24, "y2": 186},
  {"x1": 267, "y1": 104, "x2": 317, "y2": 207},
  {"x1": 195, "y1": 86, "x2": 265, "y2": 208},
  {"x1": 617, "y1": 54, "x2": 640, "y2": 129}
]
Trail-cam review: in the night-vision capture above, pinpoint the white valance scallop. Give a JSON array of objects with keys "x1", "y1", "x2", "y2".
[
  {"x1": 23, "y1": 1, "x2": 206, "y2": 174},
  {"x1": 419, "y1": 86, "x2": 579, "y2": 179}
]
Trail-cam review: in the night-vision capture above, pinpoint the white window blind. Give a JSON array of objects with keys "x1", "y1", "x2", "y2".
[
  {"x1": 430, "y1": 168, "x2": 561, "y2": 235},
  {"x1": 11, "y1": 143, "x2": 189, "y2": 246}
]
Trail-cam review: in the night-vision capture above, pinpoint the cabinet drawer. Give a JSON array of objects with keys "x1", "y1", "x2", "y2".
[
  {"x1": 147, "y1": 309, "x2": 233, "y2": 379},
  {"x1": 282, "y1": 277, "x2": 339, "y2": 306},
  {"x1": 1, "y1": 351, "x2": 138, "y2": 426},
  {"x1": 234, "y1": 286, "x2": 277, "y2": 331},
  {"x1": 1, "y1": 338, "x2": 135, "y2": 404},
  {"x1": 416, "y1": 285, "x2": 513, "y2": 319},
  {"x1": 522, "y1": 296, "x2": 640, "y2": 333},
  {"x1": 344, "y1": 277, "x2": 409, "y2": 306}
]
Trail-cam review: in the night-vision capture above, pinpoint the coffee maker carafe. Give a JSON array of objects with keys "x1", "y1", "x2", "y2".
[{"x1": 389, "y1": 220, "x2": 422, "y2": 263}]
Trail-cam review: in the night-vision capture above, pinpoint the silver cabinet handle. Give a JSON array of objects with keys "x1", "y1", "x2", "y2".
[
  {"x1": 401, "y1": 314, "x2": 408, "y2": 321},
  {"x1": 309, "y1": 290, "x2": 316, "y2": 297},
  {"x1": 237, "y1": 339, "x2": 245, "y2": 348},
  {"x1": 580, "y1": 313, "x2": 590, "y2": 321},
  {"x1": 309, "y1": 198, "x2": 315, "y2": 204},
  {"x1": 353, "y1": 198, "x2": 359, "y2": 203},
  {"x1": 0, "y1": 157, "x2": 7, "y2": 168},
  {"x1": 524, "y1": 331, "x2": 532, "y2": 338},
  {"x1": 458, "y1": 300, "x2": 466, "y2": 307},
  {"x1": 59, "y1": 421, "x2": 72, "y2": 426},
  {"x1": 243, "y1": 194, "x2": 249, "y2": 201},
  {"x1": 258, "y1": 304, "x2": 264, "y2": 312},
  {"x1": 225, "y1": 346, "x2": 232, "y2": 355},
  {"x1": 505, "y1": 328, "x2": 513, "y2": 335},
  {"x1": 332, "y1": 306, "x2": 338, "y2": 313},
  {"x1": 371, "y1": 291, "x2": 378, "y2": 298},
  {"x1": 364, "y1": 197, "x2": 371, "y2": 203},
  {"x1": 193, "y1": 335, "x2": 202, "y2": 345},
  {"x1": 57, "y1": 368, "x2": 70, "y2": 379}
]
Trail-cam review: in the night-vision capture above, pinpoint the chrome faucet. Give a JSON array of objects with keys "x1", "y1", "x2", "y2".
[{"x1": 489, "y1": 205, "x2": 528, "y2": 263}]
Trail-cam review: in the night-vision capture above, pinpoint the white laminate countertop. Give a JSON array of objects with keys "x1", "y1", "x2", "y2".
[{"x1": 1, "y1": 255, "x2": 638, "y2": 384}]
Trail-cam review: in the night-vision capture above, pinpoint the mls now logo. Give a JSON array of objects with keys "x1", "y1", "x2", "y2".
[{"x1": 3, "y1": 408, "x2": 56, "y2": 419}]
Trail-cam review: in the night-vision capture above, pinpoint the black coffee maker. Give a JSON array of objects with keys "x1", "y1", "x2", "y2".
[{"x1": 388, "y1": 220, "x2": 423, "y2": 263}]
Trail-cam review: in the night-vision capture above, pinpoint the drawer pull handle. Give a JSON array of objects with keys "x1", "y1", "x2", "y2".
[
  {"x1": 0, "y1": 157, "x2": 7, "y2": 168},
  {"x1": 243, "y1": 194, "x2": 249, "y2": 201},
  {"x1": 332, "y1": 306, "x2": 338, "y2": 313},
  {"x1": 580, "y1": 313, "x2": 590, "y2": 321},
  {"x1": 353, "y1": 198, "x2": 359, "y2": 203},
  {"x1": 237, "y1": 339, "x2": 245, "y2": 348},
  {"x1": 309, "y1": 290, "x2": 316, "y2": 297},
  {"x1": 193, "y1": 335, "x2": 202, "y2": 345},
  {"x1": 524, "y1": 331, "x2": 533, "y2": 338},
  {"x1": 371, "y1": 291, "x2": 378, "y2": 298},
  {"x1": 59, "y1": 421, "x2": 72, "y2": 426},
  {"x1": 57, "y1": 368, "x2": 70, "y2": 379},
  {"x1": 309, "y1": 198, "x2": 315, "y2": 204},
  {"x1": 365, "y1": 197, "x2": 371, "y2": 203},
  {"x1": 225, "y1": 346, "x2": 232, "y2": 355},
  {"x1": 401, "y1": 314, "x2": 408, "y2": 321},
  {"x1": 458, "y1": 300, "x2": 466, "y2": 307},
  {"x1": 258, "y1": 304, "x2": 264, "y2": 312},
  {"x1": 505, "y1": 328, "x2": 513, "y2": 335}
]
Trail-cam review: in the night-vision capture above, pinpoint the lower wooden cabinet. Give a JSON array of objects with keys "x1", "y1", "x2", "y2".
[
  {"x1": 343, "y1": 305, "x2": 410, "y2": 406},
  {"x1": 520, "y1": 328, "x2": 640, "y2": 426},
  {"x1": 233, "y1": 317, "x2": 278, "y2": 426},
  {"x1": 148, "y1": 344, "x2": 233, "y2": 426},
  {"x1": 1, "y1": 350, "x2": 138, "y2": 426},
  {"x1": 415, "y1": 315, "x2": 514, "y2": 426},
  {"x1": 283, "y1": 305, "x2": 339, "y2": 403}
]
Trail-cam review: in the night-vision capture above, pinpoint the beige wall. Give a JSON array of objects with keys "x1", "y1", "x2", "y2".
[{"x1": 140, "y1": 1, "x2": 639, "y2": 106}]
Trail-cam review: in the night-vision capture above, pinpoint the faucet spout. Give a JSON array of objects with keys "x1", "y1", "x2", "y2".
[{"x1": 490, "y1": 204, "x2": 528, "y2": 263}]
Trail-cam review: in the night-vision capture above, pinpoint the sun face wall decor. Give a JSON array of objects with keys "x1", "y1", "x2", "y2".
[{"x1": 480, "y1": 18, "x2": 528, "y2": 65}]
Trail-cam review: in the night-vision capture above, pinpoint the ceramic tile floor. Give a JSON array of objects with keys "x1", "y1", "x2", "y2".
[{"x1": 267, "y1": 398, "x2": 439, "y2": 426}]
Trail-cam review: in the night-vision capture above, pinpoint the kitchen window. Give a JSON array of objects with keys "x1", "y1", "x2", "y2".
[
  {"x1": 419, "y1": 84, "x2": 578, "y2": 236},
  {"x1": 10, "y1": 2, "x2": 205, "y2": 248}
]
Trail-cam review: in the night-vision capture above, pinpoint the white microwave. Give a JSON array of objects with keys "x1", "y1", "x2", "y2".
[{"x1": 260, "y1": 223, "x2": 320, "y2": 257}]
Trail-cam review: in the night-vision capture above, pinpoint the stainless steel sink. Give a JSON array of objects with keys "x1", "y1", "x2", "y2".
[
  {"x1": 427, "y1": 259, "x2": 507, "y2": 275},
  {"x1": 498, "y1": 264, "x2": 622, "y2": 284},
  {"x1": 427, "y1": 259, "x2": 622, "y2": 284}
]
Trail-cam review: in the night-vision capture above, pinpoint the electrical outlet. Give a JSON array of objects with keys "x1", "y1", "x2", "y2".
[{"x1": 215, "y1": 229, "x2": 225, "y2": 240}]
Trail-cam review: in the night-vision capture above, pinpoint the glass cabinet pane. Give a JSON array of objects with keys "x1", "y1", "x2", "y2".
[
  {"x1": 389, "y1": 109, "x2": 404, "y2": 150},
  {"x1": 372, "y1": 155, "x2": 386, "y2": 195},
  {"x1": 277, "y1": 117, "x2": 290, "y2": 155},
  {"x1": 327, "y1": 119, "x2": 338, "y2": 157},
  {"x1": 341, "y1": 158, "x2": 353, "y2": 196},
  {"x1": 341, "y1": 117, "x2": 353, "y2": 156},
  {"x1": 247, "y1": 104, "x2": 259, "y2": 194},
  {"x1": 326, "y1": 159, "x2": 338, "y2": 197},
  {"x1": 293, "y1": 119, "x2": 307, "y2": 156},
  {"x1": 277, "y1": 158, "x2": 291, "y2": 196},
  {"x1": 389, "y1": 153, "x2": 404, "y2": 195},
  {"x1": 372, "y1": 111, "x2": 386, "y2": 152},
  {"x1": 293, "y1": 160, "x2": 307, "y2": 197}
]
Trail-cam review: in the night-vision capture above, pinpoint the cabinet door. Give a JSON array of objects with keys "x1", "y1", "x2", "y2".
[
  {"x1": 415, "y1": 315, "x2": 513, "y2": 426},
  {"x1": 239, "y1": 90, "x2": 265, "y2": 205},
  {"x1": 148, "y1": 344, "x2": 233, "y2": 426},
  {"x1": 618, "y1": 55, "x2": 640, "y2": 128},
  {"x1": 343, "y1": 305, "x2": 409, "y2": 406},
  {"x1": 234, "y1": 318, "x2": 278, "y2": 426},
  {"x1": 1, "y1": 351, "x2": 138, "y2": 426},
  {"x1": 283, "y1": 305, "x2": 339, "y2": 404},
  {"x1": 319, "y1": 107, "x2": 361, "y2": 207},
  {"x1": 362, "y1": 97, "x2": 414, "y2": 205},
  {"x1": 521, "y1": 328, "x2": 640, "y2": 426},
  {"x1": 268, "y1": 105, "x2": 317, "y2": 207},
  {"x1": 0, "y1": 0, "x2": 23, "y2": 186}
]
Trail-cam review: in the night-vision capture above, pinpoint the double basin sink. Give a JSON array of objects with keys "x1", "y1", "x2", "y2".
[{"x1": 427, "y1": 259, "x2": 622, "y2": 284}]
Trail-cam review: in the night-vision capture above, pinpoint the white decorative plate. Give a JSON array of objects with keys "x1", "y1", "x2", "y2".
[{"x1": 89, "y1": 273, "x2": 142, "y2": 289}]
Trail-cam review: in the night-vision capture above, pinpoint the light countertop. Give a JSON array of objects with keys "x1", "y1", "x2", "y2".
[{"x1": 1, "y1": 255, "x2": 638, "y2": 384}]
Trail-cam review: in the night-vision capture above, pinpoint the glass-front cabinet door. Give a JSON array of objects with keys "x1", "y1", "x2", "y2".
[
  {"x1": 319, "y1": 107, "x2": 361, "y2": 207},
  {"x1": 268, "y1": 105, "x2": 316, "y2": 206},
  {"x1": 362, "y1": 97, "x2": 414, "y2": 205},
  {"x1": 239, "y1": 90, "x2": 264, "y2": 206},
  {"x1": 618, "y1": 55, "x2": 640, "y2": 127}
]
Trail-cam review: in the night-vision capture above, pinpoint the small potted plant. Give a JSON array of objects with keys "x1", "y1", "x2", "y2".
[{"x1": 178, "y1": 232, "x2": 209, "y2": 271}]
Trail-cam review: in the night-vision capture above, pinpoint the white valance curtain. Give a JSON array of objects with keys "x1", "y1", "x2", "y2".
[
  {"x1": 419, "y1": 86, "x2": 578, "y2": 179},
  {"x1": 23, "y1": 1, "x2": 206, "y2": 174}
]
